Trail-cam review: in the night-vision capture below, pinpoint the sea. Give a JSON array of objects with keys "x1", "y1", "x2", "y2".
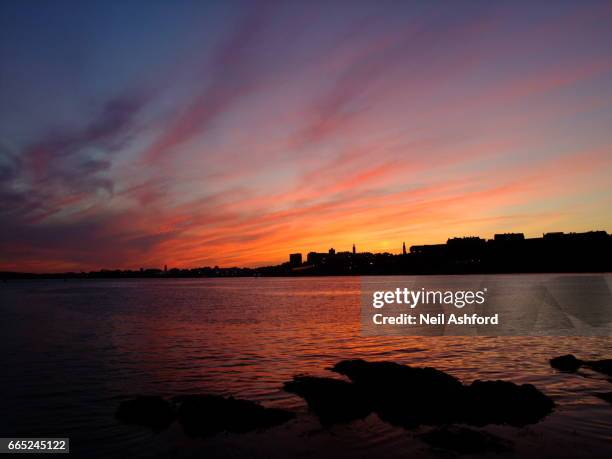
[{"x1": 1, "y1": 275, "x2": 611, "y2": 458}]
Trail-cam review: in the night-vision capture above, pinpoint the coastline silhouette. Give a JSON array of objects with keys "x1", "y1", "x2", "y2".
[{"x1": 2, "y1": 230, "x2": 611, "y2": 279}]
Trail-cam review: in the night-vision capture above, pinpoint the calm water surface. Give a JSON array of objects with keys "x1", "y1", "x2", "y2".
[{"x1": 1, "y1": 276, "x2": 612, "y2": 458}]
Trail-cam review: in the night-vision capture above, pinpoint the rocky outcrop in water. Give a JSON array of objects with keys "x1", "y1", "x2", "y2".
[
  {"x1": 117, "y1": 358, "x2": 559, "y2": 441},
  {"x1": 587, "y1": 360, "x2": 612, "y2": 377},
  {"x1": 115, "y1": 396, "x2": 175, "y2": 431},
  {"x1": 550, "y1": 354, "x2": 583, "y2": 372},
  {"x1": 464, "y1": 379, "x2": 554, "y2": 426},
  {"x1": 116, "y1": 394, "x2": 294, "y2": 435},
  {"x1": 331, "y1": 359, "x2": 465, "y2": 427},
  {"x1": 284, "y1": 359, "x2": 554, "y2": 428},
  {"x1": 550, "y1": 354, "x2": 612, "y2": 376},
  {"x1": 283, "y1": 376, "x2": 370, "y2": 425},
  {"x1": 174, "y1": 394, "x2": 294, "y2": 437}
]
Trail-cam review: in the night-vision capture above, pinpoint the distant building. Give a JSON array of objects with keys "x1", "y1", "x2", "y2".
[
  {"x1": 306, "y1": 252, "x2": 322, "y2": 264},
  {"x1": 447, "y1": 237, "x2": 486, "y2": 260},
  {"x1": 289, "y1": 253, "x2": 302, "y2": 266},
  {"x1": 542, "y1": 231, "x2": 609, "y2": 242},
  {"x1": 306, "y1": 249, "x2": 338, "y2": 265},
  {"x1": 410, "y1": 244, "x2": 446, "y2": 255},
  {"x1": 164, "y1": 264, "x2": 167, "y2": 272},
  {"x1": 573, "y1": 230, "x2": 609, "y2": 241},
  {"x1": 402, "y1": 242, "x2": 406, "y2": 255},
  {"x1": 352, "y1": 243, "x2": 356, "y2": 254},
  {"x1": 494, "y1": 233, "x2": 525, "y2": 242},
  {"x1": 447, "y1": 236, "x2": 485, "y2": 245}
]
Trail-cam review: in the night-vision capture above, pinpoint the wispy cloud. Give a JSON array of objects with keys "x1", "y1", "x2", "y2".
[{"x1": 1, "y1": 1, "x2": 611, "y2": 271}]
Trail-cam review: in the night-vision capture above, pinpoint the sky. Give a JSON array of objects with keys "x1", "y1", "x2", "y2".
[{"x1": 1, "y1": 0, "x2": 612, "y2": 272}]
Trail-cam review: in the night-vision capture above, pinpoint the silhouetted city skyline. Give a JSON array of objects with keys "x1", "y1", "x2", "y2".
[{"x1": 3, "y1": 230, "x2": 611, "y2": 279}]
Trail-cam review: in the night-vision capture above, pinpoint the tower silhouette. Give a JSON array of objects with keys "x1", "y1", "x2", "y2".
[
  {"x1": 352, "y1": 243, "x2": 356, "y2": 254},
  {"x1": 402, "y1": 242, "x2": 406, "y2": 255}
]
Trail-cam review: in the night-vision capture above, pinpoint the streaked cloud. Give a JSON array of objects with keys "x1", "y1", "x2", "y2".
[{"x1": 1, "y1": 0, "x2": 611, "y2": 271}]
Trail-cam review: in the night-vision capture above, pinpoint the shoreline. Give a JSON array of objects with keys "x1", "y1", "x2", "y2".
[{"x1": 3, "y1": 271, "x2": 612, "y2": 281}]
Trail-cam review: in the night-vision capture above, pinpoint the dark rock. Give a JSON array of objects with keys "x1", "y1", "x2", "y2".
[
  {"x1": 550, "y1": 354, "x2": 612, "y2": 376},
  {"x1": 420, "y1": 426, "x2": 512, "y2": 454},
  {"x1": 585, "y1": 359, "x2": 612, "y2": 376},
  {"x1": 175, "y1": 394, "x2": 226, "y2": 437},
  {"x1": 594, "y1": 392, "x2": 612, "y2": 404},
  {"x1": 332, "y1": 359, "x2": 464, "y2": 395},
  {"x1": 283, "y1": 376, "x2": 371, "y2": 425},
  {"x1": 175, "y1": 394, "x2": 294, "y2": 437},
  {"x1": 115, "y1": 396, "x2": 175, "y2": 431},
  {"x1": 550, "y1": 354, "x2": 583, "y2": 372},
  {"x1": 464, "y1": 380, "x2": 555, "y2": 427},
  {"x1": 332, "y1": 359, "x2": 466, "y2": 427},
  {"x1": 286, "y1": 359, "x2": 554, "y2": 429}
]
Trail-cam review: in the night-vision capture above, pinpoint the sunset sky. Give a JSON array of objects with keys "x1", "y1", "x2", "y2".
[{"x1": 1, "y1": 0, "x2": 612, "y2": 272}]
